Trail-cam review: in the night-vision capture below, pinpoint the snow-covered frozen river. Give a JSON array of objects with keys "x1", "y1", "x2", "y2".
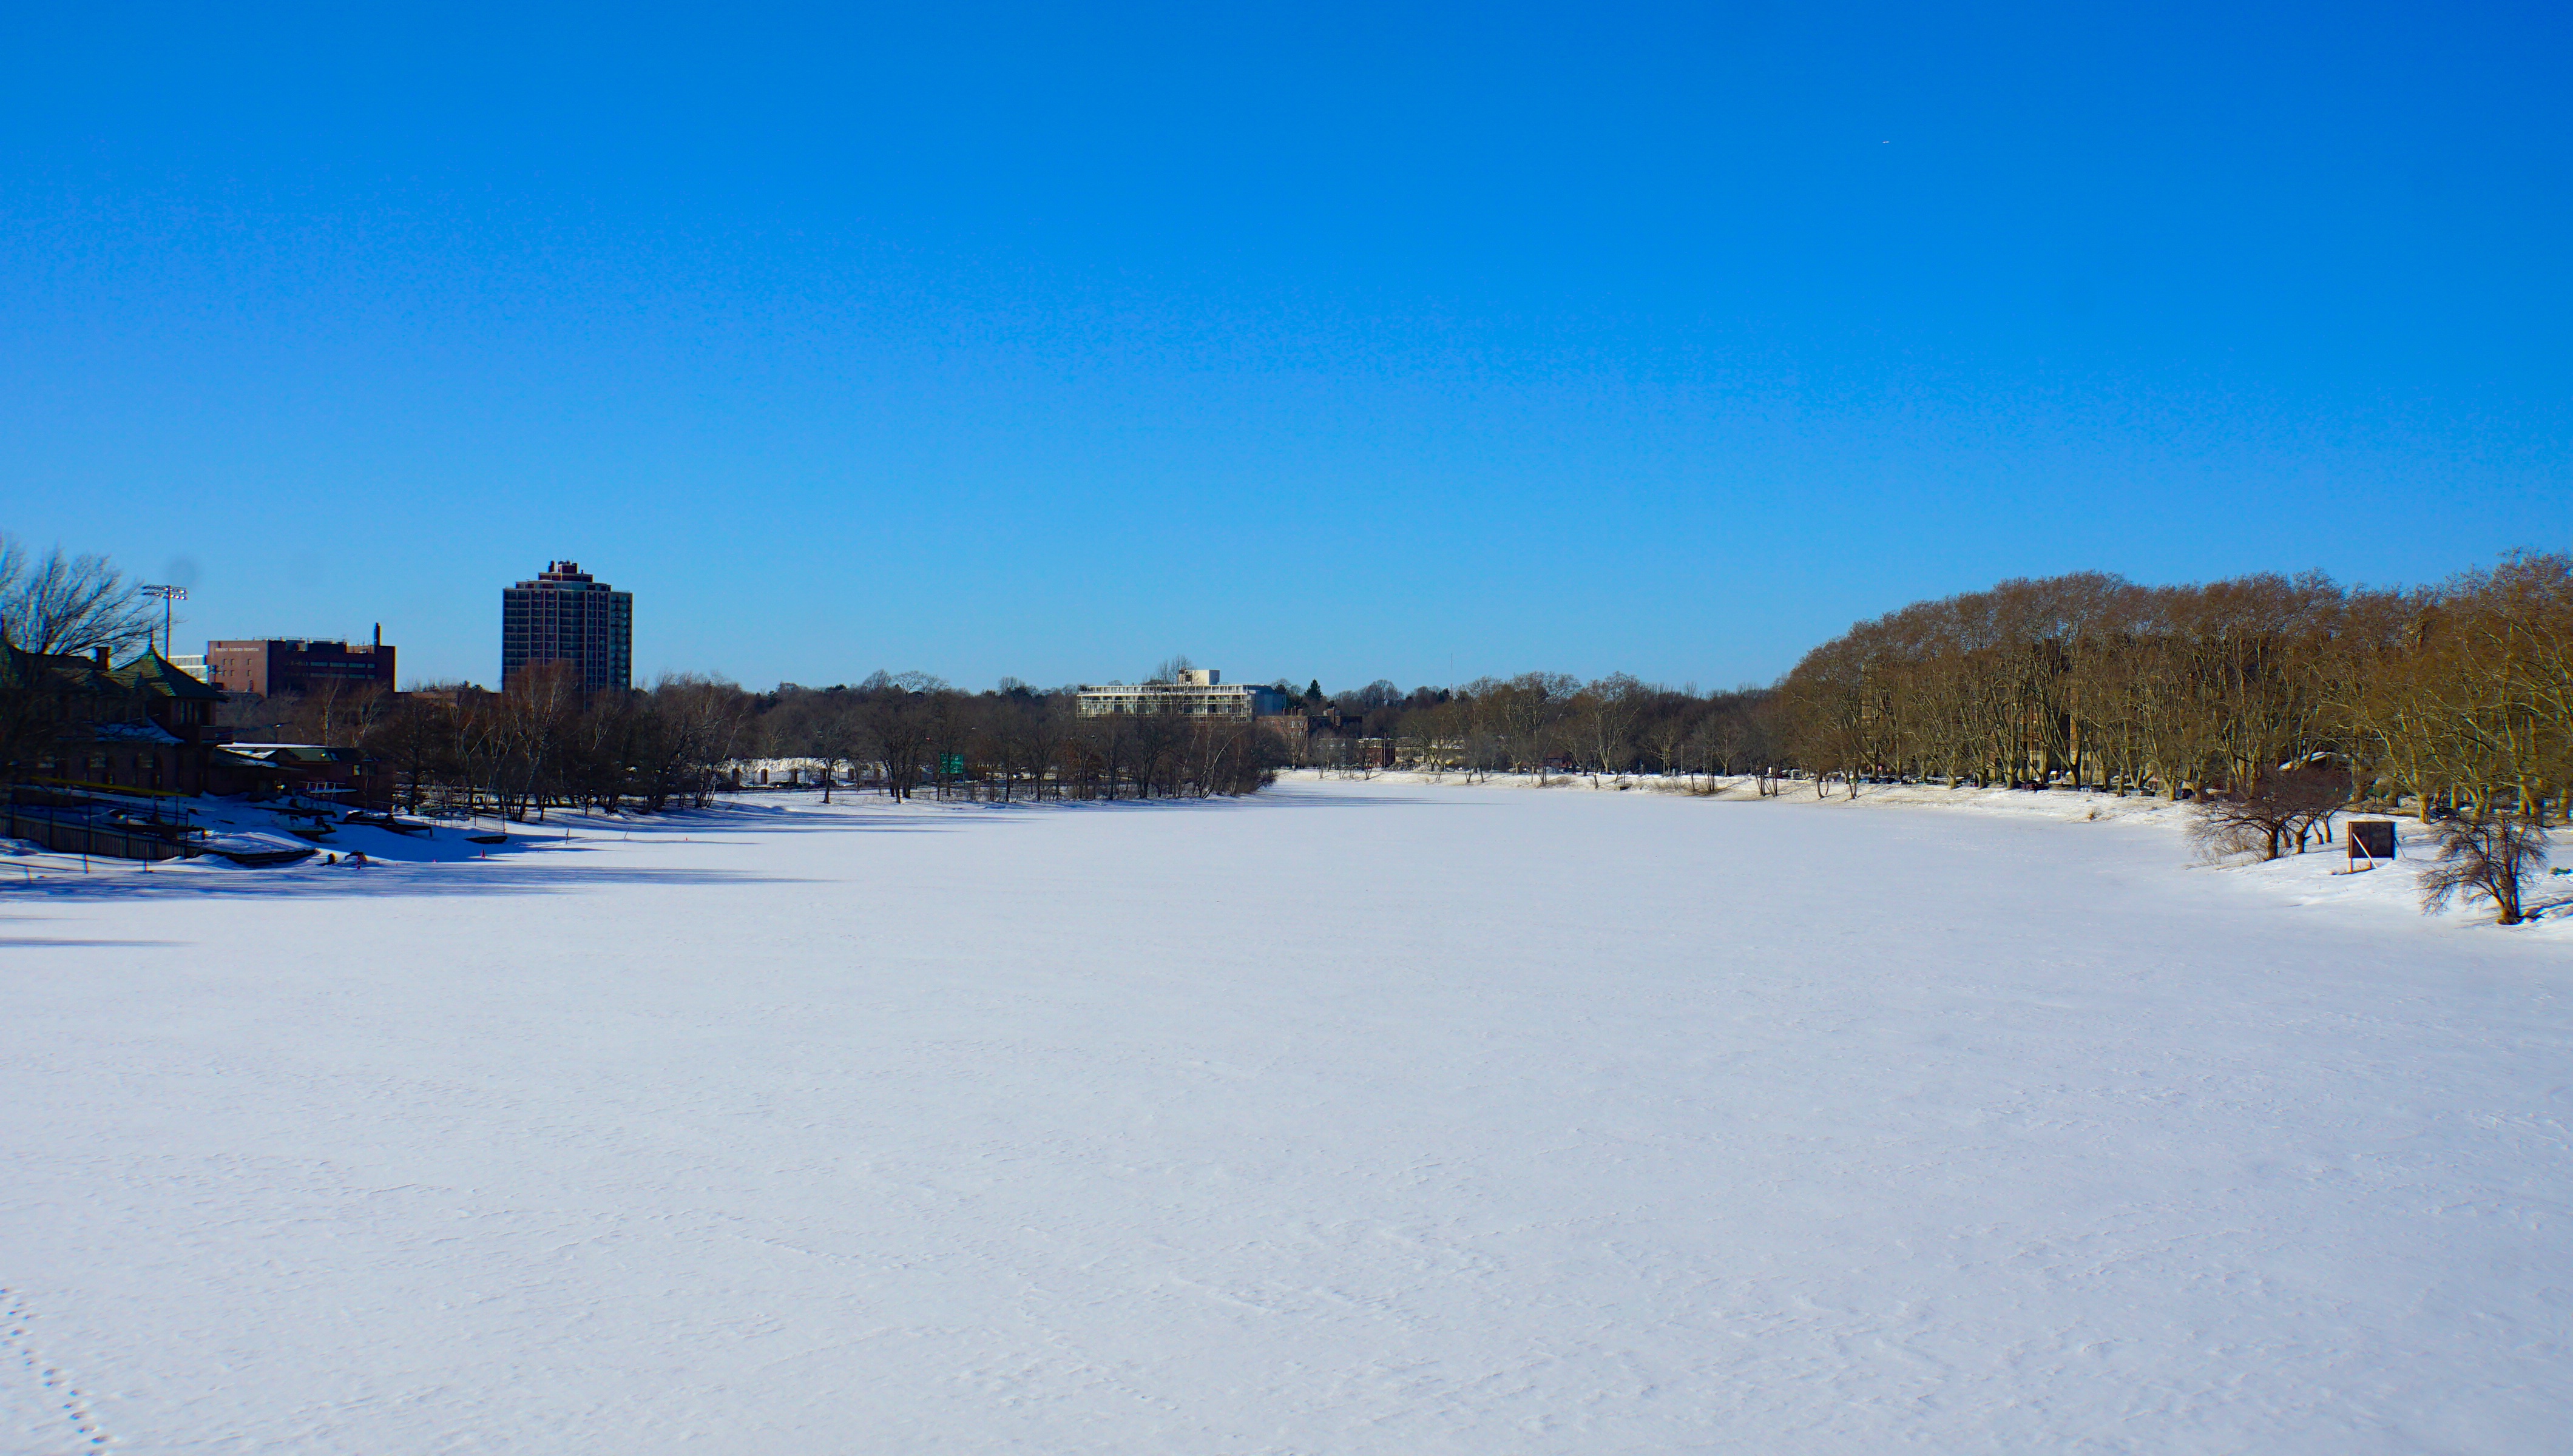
[{"x1": 2, "y1": 777, "x2": 2565, "y2": 1452}]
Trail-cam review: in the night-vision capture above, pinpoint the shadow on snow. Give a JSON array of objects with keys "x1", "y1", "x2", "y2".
[{"x1": 0, "y1": 862, "x2": 811, "y2": 905}]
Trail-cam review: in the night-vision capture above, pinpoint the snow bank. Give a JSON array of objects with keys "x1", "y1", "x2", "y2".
[{"x1": 2, "y1": 779, "x2": 2566, "y2": 1452}]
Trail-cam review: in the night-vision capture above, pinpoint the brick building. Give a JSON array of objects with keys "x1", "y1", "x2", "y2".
[
  {"x1": 206, "y1": 629, "x2": 396, "y2": 698},
  {"x1": 2, "y1": 645, "x2": 234, "y2": 795},
  {"x1": 502, "y1": 561, "x2": 632, "y2": 691}
]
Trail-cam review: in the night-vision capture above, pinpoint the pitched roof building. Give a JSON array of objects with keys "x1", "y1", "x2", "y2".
[{"x1": 2, "y1": 645, "x2": 232, "y2": 797}]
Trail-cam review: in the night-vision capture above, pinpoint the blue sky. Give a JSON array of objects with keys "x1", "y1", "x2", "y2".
[{"x1": 3, "y1": 2, "x2": 2565, "y2": 691}]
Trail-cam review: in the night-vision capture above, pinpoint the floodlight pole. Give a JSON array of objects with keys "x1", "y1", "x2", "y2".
[
  {"x1": 141, "y1": 584, "x2": 187, "y2": 656},
  {"x1": 140, "y1": 589, "x2": 188, "y2": 663}
]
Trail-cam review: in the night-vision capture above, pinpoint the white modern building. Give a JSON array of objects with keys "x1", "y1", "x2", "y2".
[{"x1": 1075, "y1": 669, "x2": 1290, "y2": 719}]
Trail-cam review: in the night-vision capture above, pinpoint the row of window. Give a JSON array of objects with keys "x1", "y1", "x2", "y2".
[{"x1": 42, "y1": 749, "x2": 169, "y2": 789}]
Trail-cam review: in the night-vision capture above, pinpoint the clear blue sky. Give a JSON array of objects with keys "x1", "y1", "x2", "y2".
[{"x1": 4, "y1": 2, "x2": 2565, "y2": 692}]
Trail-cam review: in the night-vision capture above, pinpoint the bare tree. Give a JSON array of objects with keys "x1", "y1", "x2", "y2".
[
  {"x1": 984, "y1": 692, "x2": 1064, "y2": 802},
  {"x1": 809, "y1": 697, "x2": 867, "y2": 803},
  {"x1": 1085, "y1": 711, "x2": 1136, "y2": 800},
  {"x1": 2188, "y1": 769, "x2": 2348, "y2": 862},
  {"x1": 0, "y1": 535, "x2": 158, "y2": 656},
  {"x1": 1128, "y1": 708, "x2": 1187, "y2": 798},
  {"x1": 927, "y1": 690, "x2": 973, "y2": 798},
  {"x1": 2419, "y1": 811, "x2": 2551, "y2": 925},
  {"x1": 288, "y1": 678, "x2": 397, "y2": 749},
  {"x1": 867, "y1": 690, "x2": 936, "y2": 801},
  {"x1": 1642, "y1": 696, "x2": 1696, "y2": 780},
  {"x1": 366, "y1": 688, "x2": 463, "y2": 811}
]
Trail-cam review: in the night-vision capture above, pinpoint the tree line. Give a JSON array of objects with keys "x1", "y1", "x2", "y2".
[
  {"x1": 257, "y1": 668, "x2": 1283, "y2": 817},
  {"x1": 1765, "y1": 554, "x2": 2569, "y2": 821},
  {"x1": 7, "y1": 527, "x2": 2563, "y2": 826},
  {"x1": 1218, "y1": 551, "x2": 2572, "y2": 833},
  {"x1": 1294, "y1": 675, "x2": 1782, "y2": 785}
]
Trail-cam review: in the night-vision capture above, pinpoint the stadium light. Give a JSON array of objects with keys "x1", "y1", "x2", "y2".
[{"x1": 140, "y1": 584, "x2": 187, "y2": 656}]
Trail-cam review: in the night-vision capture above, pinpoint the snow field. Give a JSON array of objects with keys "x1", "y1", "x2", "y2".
[{"x1": 1, "y1": 778, "x2": 2566, "y2": 1452}]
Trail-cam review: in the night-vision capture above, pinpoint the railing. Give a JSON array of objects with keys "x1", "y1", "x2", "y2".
[
  {"x1": 27, "y1": 775, "x2": 191, "y2": 799},
  {"x1": 2, "y1": 803, "x2": 189, "y2": 861}
]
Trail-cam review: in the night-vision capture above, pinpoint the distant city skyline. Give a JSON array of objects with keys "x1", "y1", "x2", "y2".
[{"x1": 3, "y1": 3, "x2": 2564, "y2": 691}]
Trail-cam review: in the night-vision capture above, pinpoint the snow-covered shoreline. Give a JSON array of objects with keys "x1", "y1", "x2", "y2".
[
  {"x1": 1284, "y1": 768, "x2": 2571, "y2": 938},
  {"x1": 12, "y1": 772, "x2": 2563, "y2": 940}
]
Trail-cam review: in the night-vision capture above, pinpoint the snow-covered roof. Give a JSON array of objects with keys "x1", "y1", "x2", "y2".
[{"x1": 90, "y1": 721, "x2": 183, "y2": 745}]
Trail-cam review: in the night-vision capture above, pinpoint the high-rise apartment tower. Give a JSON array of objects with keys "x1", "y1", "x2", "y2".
[{"x1": 501, "y1": 561, "x2": 632, "y2": 691}]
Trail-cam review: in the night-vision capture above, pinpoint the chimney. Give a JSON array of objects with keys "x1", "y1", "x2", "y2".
[
  {"x1": 94, "y1": 645, "x2": 110, "y2": 667},
  {"x1": 373, "y1": 622, "x2": 382, "y2": 648}
]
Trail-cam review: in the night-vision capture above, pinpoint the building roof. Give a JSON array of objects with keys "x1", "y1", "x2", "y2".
[
  {"x1": 0, "y1": 642, "x2": 120, "y2": 695},
  {"x1": 92, "y1": 720, "x2": 183, "y2": 745},
  {"x1": 210, "y1": 747, "x2": 285, "y2": 773},
  {"x1": 224, "y1": 743, "x2": 366, "y2": 764},
  {"x1": 113, "y1": 650, "x2": 228, "y2": 700}
]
